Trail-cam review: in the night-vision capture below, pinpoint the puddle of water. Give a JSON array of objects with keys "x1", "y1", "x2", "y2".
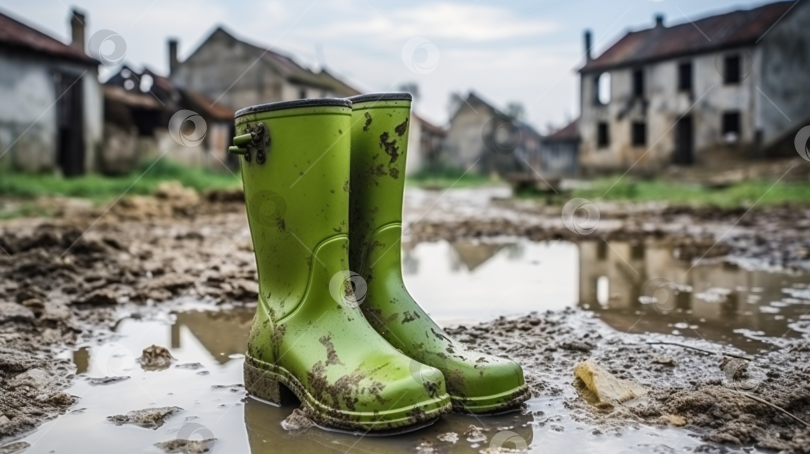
[
  {"x1": 406, "y1": 239, "x2": 810, "y2": 353},
  {"x1": 22, "y1": 238, "x2": 808, "y2": 453}
]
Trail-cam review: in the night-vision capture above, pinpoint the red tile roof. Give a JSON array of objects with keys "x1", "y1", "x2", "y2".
[
  {"x1": 580, "y1": 1, "x2": 797, "y2": 73},
  {"x1": 546, "y1": 119, "x2": 579, "y2": 142},
  {"x1": 0, "y1": 9, "x2": 98, "y2": 65}
]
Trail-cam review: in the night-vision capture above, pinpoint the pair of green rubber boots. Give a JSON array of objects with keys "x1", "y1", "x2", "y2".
[{"x1": 228, "y1": 93, "x2": 529, "y2": 433}]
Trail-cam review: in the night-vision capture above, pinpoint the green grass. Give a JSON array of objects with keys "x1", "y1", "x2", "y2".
[
  {"x1": 406, "y1": 167, "x2": 493, "y2": 189},
  {"x1": 0, "y1": 159, "x2": 241, "y2": 201},
  {"x1": 570, "y1": 178, "x2": 810, "y2": 208}
]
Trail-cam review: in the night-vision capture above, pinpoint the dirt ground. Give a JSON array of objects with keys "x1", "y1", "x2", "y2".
[{"x1": 1, "y1": 185, "x2": 809, "y2": 451}]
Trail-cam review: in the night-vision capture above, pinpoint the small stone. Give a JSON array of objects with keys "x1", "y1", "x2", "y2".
[
  {"x1": 573, "y1": 359, "x2": 647, "y2": 406},
  {"x1": 0, "y1": 415, "x2": 9, "y2": 425},
  {"x1": 139, "y1": 345, "x2": 174, "y2": 370},
  {"x1": 8, "y1": 368, "x2": 51, "y2": 390},
  {"x1": 463, "y1": 425, "x2": 487, "y2": 443},
  {"x1": 652, "y1": 355, "x2": 675, "y2": 366},
  {"x1": 154, "y1": 438, "x2": 216, "y2": 454},
  {"x1": 107, "y1": 406, "x2": 183, "y2": 429},
  {"x1": 281, "y1": 408, "x2": 314, "y2": 431}
]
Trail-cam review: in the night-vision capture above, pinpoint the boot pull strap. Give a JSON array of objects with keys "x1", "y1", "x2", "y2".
[{"x1": 228, "y1": 123, "x2": 270, "y2": 164}]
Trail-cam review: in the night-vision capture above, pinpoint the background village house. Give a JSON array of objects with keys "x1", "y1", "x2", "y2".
[
  {"x1": 578, "y1": 1, "x2": 810, "y2": 175},
  {"x1": 0, "y1": 8, "x2": 102, "y2": 176}
]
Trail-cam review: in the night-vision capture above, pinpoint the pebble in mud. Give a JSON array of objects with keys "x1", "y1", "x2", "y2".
[
  {"x1": 139, "y1": 345, "x2": 174, "y2": 371},
  {"x1": 280, "y1": 408, "x2": 314, "y2": 432},
  {"x1": 107, "y1": 406, "x2": 183, "y2": 429},
  {"x1": 463, "y1": 425, "x2": 487, "y2": 443},
  {"x1": 154, "y1": 438, "x2": 216, "y2": 454}
]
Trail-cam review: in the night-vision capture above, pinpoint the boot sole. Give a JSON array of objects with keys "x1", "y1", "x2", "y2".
[
  {"x1": 450, "y1": 384, "x2": 532, "y2": 414},
  {"x1": 243, "y1": 354, "x2": 452, "y2": 432}
]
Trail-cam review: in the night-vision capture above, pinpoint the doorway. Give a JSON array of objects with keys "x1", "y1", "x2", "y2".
[
  {"x1": 55, "y1": 72, "x2": 85, "y2": 177},
  {"x1": 673, "y1": 115, "x2": 694, "y2": 165}
]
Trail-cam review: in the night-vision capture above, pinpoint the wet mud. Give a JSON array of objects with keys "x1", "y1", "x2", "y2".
[{"x1": 1, "y1": 186, "x2": 809, "y2": 452}]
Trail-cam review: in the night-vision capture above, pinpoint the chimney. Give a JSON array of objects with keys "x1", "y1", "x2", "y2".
[
  {"x1": 168, "y1": 39, "x2": 179, "y2": 76},
  {"x1": 655, "y1": 14, "x2": 665, "y2": 28},
  {"x1": 584, "y1": 30, "x2": 593, "y2": 60},
  {"x1": 70, "y1": 9, "x2": 86, "y2": 52}
]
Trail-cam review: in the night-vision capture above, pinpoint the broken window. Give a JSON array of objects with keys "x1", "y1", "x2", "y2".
[
  {"x1": 678, "y1": 62, "x2": 693, "y2": 92},
  {"x1": 722, "y1": 111, "x2": 741, "y2": 143},
  {"x1": 594, "y1": 73, "x2": 611, "y2": 105},
  {"x1": 632, "y1": 69, "x2": 644, "y2": 98},
  {"x1": 597, "y1": 122, "x2": 609, "y2": 148},
  {"x1": 632, "y1": 121, "x2": 647, "y2": 147},
  {"x1": 724, "y1": 54, "x2": 741, "y2": 84}
]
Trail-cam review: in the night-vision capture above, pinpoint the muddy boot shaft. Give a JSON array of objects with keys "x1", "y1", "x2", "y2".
[
  {"x1": 348, "y1": 93, "x2": 530, "y2": 413},
  {"x1": 231, "y1": 98, "x2": 451, "y2": 432}
]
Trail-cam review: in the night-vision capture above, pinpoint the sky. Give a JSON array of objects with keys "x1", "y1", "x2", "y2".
[{"x1": 0, "y1": 0, "x2": 780, "y2": 132}]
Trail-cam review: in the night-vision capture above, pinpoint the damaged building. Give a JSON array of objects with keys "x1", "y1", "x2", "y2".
[
  {"x1": 578, "y1": 1, "x2": 810, "y2": 175},
  {"x1": 0, "y1": 8, "x2": 102, "y2": 176}
]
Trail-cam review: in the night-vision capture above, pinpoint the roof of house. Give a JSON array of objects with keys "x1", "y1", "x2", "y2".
[
  {"x1": 0, "y1": 9, "x2": 98, "y2": 65},
  {"x1": 580, "y1": 1, "x2": 797, "y2": 73},
  {"x1": 414, "y1": 113, "x2": 446, "y2": 136},
  {"x1": 452, "y1": 92, "x2": 542, "y2": 138},
  {"x1": 545, "y1": 119, "x2": 579, "y2": 142},
  {"x1": 186, "y1": 27, "x2": 361, "y2": 96}
]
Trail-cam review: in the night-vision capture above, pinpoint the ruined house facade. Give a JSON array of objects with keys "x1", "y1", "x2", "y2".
[
  {"x1": 578, "y1": 1, "x2": 810, "y2": 175},
  {"x1": 0, "y1": 9, "x2": 102, "y2": 176},
  {"x1": 444, "y1": 92, "x2": 542, "y2": 176}
]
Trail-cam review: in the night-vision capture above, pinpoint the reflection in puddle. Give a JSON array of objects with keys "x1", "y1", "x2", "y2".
[{"x1": 25, "y1": 238, "x2": 807, "y2": 453}]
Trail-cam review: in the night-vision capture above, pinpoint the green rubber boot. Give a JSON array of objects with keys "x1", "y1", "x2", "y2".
[
  {"x1": 347, "y1": 93, "x2": 531, "y2": 414},
  {"x1": 230, "y1": 98, "x2": 451, "y2": 432}
]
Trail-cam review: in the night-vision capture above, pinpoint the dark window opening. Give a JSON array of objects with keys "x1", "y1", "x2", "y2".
[
  {"x1": 597, "y1": 122, "x2": 609, "y2": 148},
  {"x1": 724, "y1": 55, "x2": 741, "y2": 84},
  {"x1": 632, "y1": 121, "x2": 647, "y2": 147},
  {"x1": 597, "y1": 241, "x2": 608, "y2": 261},
  {"x1": 678, "y1": 62, "x2": 693, "y2": 92},
  {"x1": 722, "y1": 111, "x2": 741, "y2": 143},
  {"x1": 632, "y1": 69, "x2": 644, "y2": 98},
  {"x1": 630, "y1": 243, "x2": 645, "y2": 260},
  {"x1": 299, "y1": 89, "x2": 307, "y2": 99}
]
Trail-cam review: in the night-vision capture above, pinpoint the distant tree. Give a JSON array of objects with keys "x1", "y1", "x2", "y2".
[{"x1": 505, "y1": 102, "x2": 526, "y2": 121}]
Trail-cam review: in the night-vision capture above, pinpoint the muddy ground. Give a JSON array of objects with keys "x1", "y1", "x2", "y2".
[{"x1": 1, "y1": 185, "x2": 809, "y2": 452}]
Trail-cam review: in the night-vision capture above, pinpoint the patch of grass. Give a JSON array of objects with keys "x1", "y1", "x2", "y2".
[
  {"x1": 406, "y1": 167, "x2": 493, "y2": 189},
  {"x1": 570, "y1": 178, "x2": 810, "y2": 208},
  {"x1": 0, "y1": 159, "x2": 241, "y2": 201}
]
